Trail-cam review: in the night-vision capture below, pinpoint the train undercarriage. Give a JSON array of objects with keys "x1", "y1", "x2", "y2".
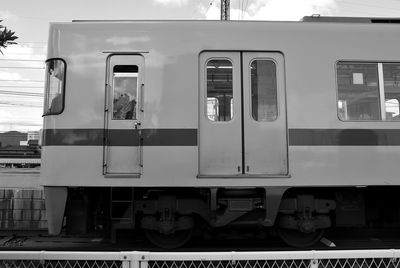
[{"x1": 45, "y1": 186, "x2": 400, "y2": 249}]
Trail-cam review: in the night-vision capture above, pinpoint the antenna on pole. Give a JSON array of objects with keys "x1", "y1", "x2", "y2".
[{"x1": 221, "y1": 0, "x2": 230, "y2": 20}]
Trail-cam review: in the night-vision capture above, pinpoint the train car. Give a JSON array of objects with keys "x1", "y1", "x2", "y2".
[{"x1": 41, "y1": 16, "x2": 400, "y2": 248}]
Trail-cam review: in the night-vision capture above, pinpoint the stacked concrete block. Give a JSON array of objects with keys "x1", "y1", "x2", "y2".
[{"x1": 0, "y1": 189, "x2": 47, "y2": 230}]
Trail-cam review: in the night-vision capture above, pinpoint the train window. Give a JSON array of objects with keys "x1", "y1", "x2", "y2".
[
  {"x1": 337, "y1": 62, "x2": 400, "y2": 121},
  {"x1": 250, "y1": 60, "x2": 278, "y2": 121},
  {"x1": 43, "y1": 59, "x2": 65, "y2": 116},
  {"x1": 206, "y1": 59, "x2": 233, "y2": 121},
  {"x1": 112, "y1": 65, "x2": 139, "y2": 120},
  {"x1": 383, "y1": 63, "x2": 400, "y2": 120},
  {"x1": 337, "y1": 63, "x2": 381, "y2": 120}
]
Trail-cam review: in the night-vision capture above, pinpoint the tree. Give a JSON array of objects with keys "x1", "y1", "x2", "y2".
[{"x1": 0, "y1": 20, "x2": 18, "y2": 54}]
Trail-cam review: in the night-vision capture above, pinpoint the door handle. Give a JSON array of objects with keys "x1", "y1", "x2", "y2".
[
  {"x1": 139, "y1": 136, "x2": 143, "y2": 168},
  {"x1": 140, "y1": 83, "x2": 144, "y2": 112},
  {"x1": 135, "y1": 122, "x2": 143, "y2": 170}
]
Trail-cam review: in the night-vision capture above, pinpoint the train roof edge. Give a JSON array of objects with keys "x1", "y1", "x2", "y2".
[
  {"x1": 67, "y1": 16, "x2": 400, "y2": 24},
  {"x1": 301, "y1": 15, "x2": 400, "y2": 23}
]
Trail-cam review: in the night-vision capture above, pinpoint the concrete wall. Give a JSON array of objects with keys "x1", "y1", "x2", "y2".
[{"x1": 0, "y1": 189, "x2": 46, "y2": 230}]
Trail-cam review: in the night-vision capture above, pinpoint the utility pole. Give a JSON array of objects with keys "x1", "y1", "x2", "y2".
[{"x1": 221, "y1": 0, "x2": 230, "y2": 20}]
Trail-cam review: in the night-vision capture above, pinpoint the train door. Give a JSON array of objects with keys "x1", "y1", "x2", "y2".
[
  {"x1": 242, "y1": 52, "x2": 287, "y2": 175},
  {"x1": 199, "y1": 52, "x2": 242, "y2": 175},
  {"x1": 199, "y1": 52, "x2": 287, "y2": 176},
  {"x1": 103, "y1": 54, "x2": 144, "y2": 177}
]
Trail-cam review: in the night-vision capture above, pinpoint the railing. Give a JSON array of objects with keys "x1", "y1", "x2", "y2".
[
  {"x1": 0, "y1": 250, "x2": 400, "y2": 268},
  {"x1": 0, "y1": 251, "x2": 128, "y2": 268}
]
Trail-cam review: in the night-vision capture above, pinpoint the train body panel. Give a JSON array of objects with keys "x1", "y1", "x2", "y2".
[
  {"x1": 40, "y1": 19, "x2": 400, "y2": 248},
  {"x1": 42, "y1": 20, "x2": 400, "y2": 186},
  {"x1": 41, "y1": 146, "x2": 400, "y2": 187}
]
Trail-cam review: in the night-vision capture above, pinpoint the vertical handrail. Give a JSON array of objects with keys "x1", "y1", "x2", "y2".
[
  {"x1": 140, "y1": 83, "x2": 144, "y2": 113},
  {"x1": 138, "y1": 128, "x2": 143, "y2": 170}
]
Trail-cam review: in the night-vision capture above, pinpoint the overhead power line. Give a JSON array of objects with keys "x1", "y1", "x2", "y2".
[
  {"x1": 0, "y1": 59, "x2": 44, "y2": 62},
  {"x1": 0, "y1": 90, "x2": 43, "y2": 97},
  {"x1": 2, "y1": 52, "x2": 46, "y2": 56},
  {"x1": 0, "y1": 67, "x2": 45, "y2": 70},
  {"x1": 18, "y1": 41, "x2": 47, "y2": 44},
  {"x1": 243, "y1": 0, "x2": 250, "y2": 17},
  {"x1": 0, "y1": 79, "x2": 44, "y2": 83},
  {"x1": 240, "y1": 0, "x2": 244, "y2": 20},
  {"x1": 0, "y1": 86, "x2": 43, "y2": 89},
  {"x1": 0, "y1": 103, "x2": 42, "y2": 108}
]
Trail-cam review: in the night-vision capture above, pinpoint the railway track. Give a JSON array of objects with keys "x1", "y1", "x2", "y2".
[{"x1": 1, "y1": 228, "x2": 400, "y2": 251}]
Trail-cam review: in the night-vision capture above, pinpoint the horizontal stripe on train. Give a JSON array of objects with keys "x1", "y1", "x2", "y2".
[
  {"x1": 42, "y1": 128, "x2": 400, "y2": 146},
  {"x1": 43, "y1": 129, "x2": 197, "y2": 146},
  {"x1": 289, "y1": 129, "x2": 400, "y2": 146}
]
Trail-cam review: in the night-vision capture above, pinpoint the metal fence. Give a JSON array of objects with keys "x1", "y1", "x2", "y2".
[
  {"x1": 0, "y1": 252, "x2": 128, "y2": 268},
  {"x1": 0, "y1": 250, "x2": 400, "y2": 268}
]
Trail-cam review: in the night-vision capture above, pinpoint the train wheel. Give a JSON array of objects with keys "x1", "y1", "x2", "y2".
[
  {"x1": 144, "y1": 228, "x2": 193, "y2": 249},
  {"x1": 277, "y1": 227, "x2": 324, "y2": 248}
]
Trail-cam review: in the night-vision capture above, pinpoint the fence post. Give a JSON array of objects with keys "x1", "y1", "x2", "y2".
[
  {"x1": 127, "y1": 251, "x2": 147, "y2": 268},
  {"x1": 310, "y1": 259, "x2": 318, "y2": 268},
  {"x1": 122, "y1": 255, "x2": 130, "y2": 268},
  {"x1": 140, "y1": 259, "x2": 148, "y2": 268},
  {"x1": 120, "y1": 252, "x2": 132, "y2": 268}
]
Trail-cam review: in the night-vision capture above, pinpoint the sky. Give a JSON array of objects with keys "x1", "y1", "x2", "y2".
[{"x1": 1, "y1": 0, "x2": 400, "y2": 132}]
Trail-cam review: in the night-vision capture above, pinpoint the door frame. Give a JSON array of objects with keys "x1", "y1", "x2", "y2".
[
  {"x1": 198, "y1": 50, "x2": 289, "y2": 178},
  {"x1": 103, "y1": 53, "x2": 144, "y2": 178}
]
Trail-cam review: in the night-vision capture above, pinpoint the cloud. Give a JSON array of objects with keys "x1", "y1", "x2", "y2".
[
  {"x1": 0, "y1": 10, "x2": 17, "y2": 21},
  {"x1": 0, "y1": 43, "x2": 45, "y2": 132},
  {"x1": 0, "y1": 72, "x2": 22, "y2": 80},
  {"x1": 4, "y1": 44, "x2": 45, "y2": 60},
  {"x1": 0, "y1": 106, "x2": 43, "y2": 132},
  {"x1": 204, "y1": 4, "x2": 220, "y2": 20},
  {"x1": 246, "y1": 0, "x2": 336, "y2": 21},
  {"x1": 0, "y1": 44, "x2": 45, "y2": 79},
  {"x1": 153, "y1": 0, "x2": 189, "y2": 6},
  {"x1": 199, "y1": 0, "x2": 336, "y2": 21}
]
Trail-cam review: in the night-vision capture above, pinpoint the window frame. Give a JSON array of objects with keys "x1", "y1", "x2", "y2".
[
  {"x1": 249, "y1": 58, "x2": 279, "y2": 122},
  {"x1": 43, "y1": 58, "x2": 67, "y2": 116},
  {"x1": 336, "y1": 60, "x2": 400, "y2": 122}
]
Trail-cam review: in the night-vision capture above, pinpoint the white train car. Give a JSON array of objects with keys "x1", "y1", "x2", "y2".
[{"x1": 41, "y1": 17, "x2": 400, "y2": 248}]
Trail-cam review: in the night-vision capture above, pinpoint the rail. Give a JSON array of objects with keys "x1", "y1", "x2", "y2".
[{"x1": 0, "y1": 250, "x2": 400, "y2": 268}]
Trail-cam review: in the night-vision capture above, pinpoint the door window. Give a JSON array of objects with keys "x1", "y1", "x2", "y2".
[
  {"x1": 206, "y1": 59, "x2": 233, "y2": 121},
  {"x1": 250, "y1": 60, "x2": 278, "y2": 121},
  {"x1": 112, "y1": 65, "x2": 139, "y2": 120}
]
